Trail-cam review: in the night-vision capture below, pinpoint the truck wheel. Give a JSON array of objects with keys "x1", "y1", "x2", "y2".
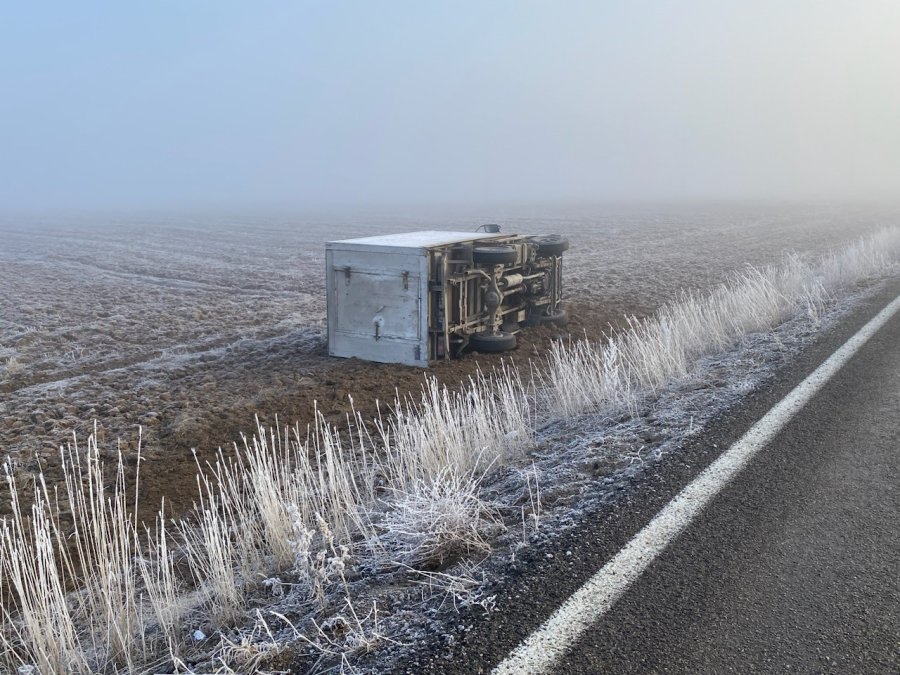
[
  {"x1": 469, "y1": 331, "x2": 517, "y2": 353},
  {"x1": 538, "y1": 308, "x2": 569, "y2": 327},
  {"x1": 525, "y1": 308, "x2": 568, "y2": 327},
  {"x1": 532, "y1": 235, "x2": 569, "y2": 257},
  {"x1": 473, "y1": 245, "x2": 518, "y2": 266}
]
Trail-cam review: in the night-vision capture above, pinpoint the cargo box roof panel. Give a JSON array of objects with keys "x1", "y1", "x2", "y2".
[{"x1": 327, "y1": 230, "x2": 503, "y2": 250}]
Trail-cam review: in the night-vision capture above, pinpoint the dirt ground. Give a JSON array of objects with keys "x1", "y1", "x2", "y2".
[{"x1": 0, "y1": 204, "x2": 894, "y2": 521}]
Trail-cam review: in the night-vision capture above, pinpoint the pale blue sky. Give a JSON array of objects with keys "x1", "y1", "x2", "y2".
[{"x1": 1, "y1": 1, "x2": 898, "y2": 212}]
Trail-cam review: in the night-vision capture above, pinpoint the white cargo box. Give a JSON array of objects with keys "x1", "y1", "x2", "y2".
[
  {"x1": 326, "y1": 229, "x2": 568, "y2": 367},
  {"x1": 326, "y1": 231, "x2": 504, "y2": 367}
]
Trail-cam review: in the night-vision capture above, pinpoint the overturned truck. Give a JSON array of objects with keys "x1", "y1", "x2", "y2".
[{"x1": 326, "y1": 227, "x2": 568, "y2": 367}]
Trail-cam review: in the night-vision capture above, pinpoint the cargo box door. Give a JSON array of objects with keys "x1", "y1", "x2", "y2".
[{"x1": 332, "y1": 270, "x2": 421, "y2": 341}]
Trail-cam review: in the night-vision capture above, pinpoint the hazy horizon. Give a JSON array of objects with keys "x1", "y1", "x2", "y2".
[{"x1": 2, "y1": 1, "x2": 899, "y2": 214}]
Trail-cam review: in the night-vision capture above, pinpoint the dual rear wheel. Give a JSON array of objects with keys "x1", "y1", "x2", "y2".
[
  {"x1": 526, "y1": 307, "x2": 569, "y2": 327},
  {"x1": 472, "y1": 235, "x2": 570, "y2": 267},
  {"x1": 472, "y1": 245, "x2": 518, "y2": 266},
  {"x1": 469, "y1": 331, "x2": 517, "y2": 353}
]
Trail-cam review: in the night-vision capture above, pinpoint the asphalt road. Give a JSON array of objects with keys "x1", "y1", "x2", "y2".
[
  {"x1": 404, "y1": 281, "x2": 900, "y2": 674},
  {"x1": 557, "y1": 295, "x2": 900, "y2": 673}
]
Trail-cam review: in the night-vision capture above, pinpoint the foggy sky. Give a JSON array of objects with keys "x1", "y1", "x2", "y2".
[{"x1": 1, "y1": 1, "x2": 899, "y2": 212}]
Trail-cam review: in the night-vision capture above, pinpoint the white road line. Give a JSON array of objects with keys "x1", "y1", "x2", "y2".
[{"x1": 493, "y1": 293, "x2": 900, "y2": 675}]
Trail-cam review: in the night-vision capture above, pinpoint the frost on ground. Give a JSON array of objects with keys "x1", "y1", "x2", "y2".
[{"x1": 0, "y1": 210, "x2": 899, "y2": 673}]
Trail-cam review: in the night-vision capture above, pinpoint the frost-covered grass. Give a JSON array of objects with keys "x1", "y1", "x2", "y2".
[
  {"x1": 0, "y1": 368, "x2": 531, "y2": 672},
  {"x1": 1, "y1": 228, "x2": 898, "y2": 673},
  {"x1": 542, "y1": 227, "x2": 900, "y2": 418}
]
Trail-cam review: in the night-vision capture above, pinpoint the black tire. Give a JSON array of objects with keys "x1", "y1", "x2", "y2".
[
  {"x1": 469, "y1": 331, "x2": 517, "y2": 353},
  {"x1": 538, "y1": 308, "x2": 569, "y2": 327},
  {"x1": 473, "y1": 245, "x2": 518, "y2": 266},
  {"x1": 531, "y1": 235, "x2": 569, "y2": 257},
  {"x1": 524, "y1": 308, "x2": 568, "y2": 327}
]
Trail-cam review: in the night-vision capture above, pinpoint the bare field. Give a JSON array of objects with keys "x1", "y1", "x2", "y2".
[{"x1": 0, "y1": 205, "x2": 893, "y2": 517}]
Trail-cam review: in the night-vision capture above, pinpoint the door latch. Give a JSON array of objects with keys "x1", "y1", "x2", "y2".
[{"x1": 373, "y1": 309, "x2": 386, "y2": 341}]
